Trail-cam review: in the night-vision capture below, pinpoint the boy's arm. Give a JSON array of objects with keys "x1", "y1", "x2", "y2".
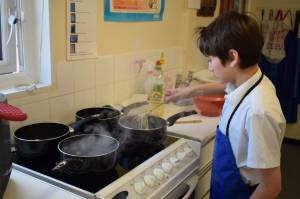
[
  {"x1": 165, "y1": 82, "x2": 226, "y2": 103},
  {"x1": 250, "y1": 167, "x2": 281, "y2": 199}
]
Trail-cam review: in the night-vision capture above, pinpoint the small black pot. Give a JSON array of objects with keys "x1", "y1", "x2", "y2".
[
  {"x1": 118, "y1": 110, "x2": 197, "y2": 151},
  {"x1": 74, "y1": 107, "x2": 121, "y2": 138},
  {"x1": 52, "y1": 134, "x2": 119, "y2": 174},
  {"x1": 14, "y1": 123, "x2": 71, "y2": 159}
]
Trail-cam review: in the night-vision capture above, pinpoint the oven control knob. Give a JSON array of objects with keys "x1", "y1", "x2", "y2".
[
  {"x1": 133, "y1": 181, "x2": 146, "y2": 195},
  {"x1": 162, "y1": 162, "x2": 173, "y2": 173},
  {"x1": 144, "y1": 174, "x2": 156, "y2": 187},
  {"x1": 169, "y1": 157, "x2": 180, "y2": 167},
  {"x1": 153, "y1": 168, "x2": 166, "y2": 180},
  {"x1": 176, "y1": 151, "x2": 186, "y2": 160},
  {"x1": 183, "y1": 146, "x2": 193, "y2": 156}
]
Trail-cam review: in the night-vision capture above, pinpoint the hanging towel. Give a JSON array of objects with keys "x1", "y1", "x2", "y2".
[{"x1": 260, "y1": 31, "x2": 299, "y2": 123}]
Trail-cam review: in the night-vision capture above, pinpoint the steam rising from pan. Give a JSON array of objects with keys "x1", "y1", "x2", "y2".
[{"x1": 60, "y1": 134, "x2": 119, "y2": 157}]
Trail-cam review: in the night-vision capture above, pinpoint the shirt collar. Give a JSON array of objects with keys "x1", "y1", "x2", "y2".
[{"x1": 225, "y1": 68, "x2": 262, "y2": 107}]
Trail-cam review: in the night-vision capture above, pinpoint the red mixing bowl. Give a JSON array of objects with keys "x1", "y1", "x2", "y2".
[{"x1": 193, "y1": 94, "x2": 225, "y2": 117}]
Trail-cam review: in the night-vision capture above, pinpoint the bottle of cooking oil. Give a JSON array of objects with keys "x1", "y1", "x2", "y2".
[
  {"x1": 148, "y1": 60, "x2": 164, "y2": 117},
  {"x1": 159, "y1": 52, "x2": 165, "y2": 68}
]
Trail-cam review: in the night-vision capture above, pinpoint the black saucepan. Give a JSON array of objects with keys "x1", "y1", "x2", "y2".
[
  {"x1": 52, "y1": 134, "x2": 119, "y2": 174},
  {"x1": 73, "y1": 102, "x2": 148, "y2": 139},
  {"x1": 14, "y1": 123, "x2": 72, "y2": 159},
  {"x1": 74, "y1": 106, "x2": 121, "y2": 138},
  {"x1": 118, "y1": 110, "x2": 197, "y2": 151}
]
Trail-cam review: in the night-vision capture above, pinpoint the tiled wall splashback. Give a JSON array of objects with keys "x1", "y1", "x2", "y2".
[{"x1": 9, "y1": 47, "x2": 184, "y2": 133}]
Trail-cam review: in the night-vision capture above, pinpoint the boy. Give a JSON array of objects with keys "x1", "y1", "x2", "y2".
[{"x1": 166, "y1": 11, "x2": 286, "y2": 199}]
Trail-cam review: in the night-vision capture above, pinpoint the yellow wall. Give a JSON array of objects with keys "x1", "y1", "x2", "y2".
[
  {"x1": 51, "y1": 0, "x2": 300, "y2": 139},
  {"x1": 52, "y1": 0, "x2": 218, "y2": 70},
  {"x1": 8, "y1": 0, "x2": 221, "y2": 130}
]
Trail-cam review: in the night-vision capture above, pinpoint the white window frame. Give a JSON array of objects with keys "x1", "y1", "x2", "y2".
[
  {"x1": 0, "y1": 0, "x2": 52, "y2": 94},
  {"x1": 0, "y1": 0, "x2": 17, "y2": 74}
]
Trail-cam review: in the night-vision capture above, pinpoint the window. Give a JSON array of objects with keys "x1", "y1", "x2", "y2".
[
  {"x1": 0, "y1": 0, "x2": 19, "y2": 74},
  {"x1": 0, "y1": 0, "x2": 52, "y2": 93}
]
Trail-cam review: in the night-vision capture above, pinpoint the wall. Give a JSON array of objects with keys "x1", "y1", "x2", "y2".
[
  {"x1": 185, "y1": 1, "x2": 220, "y2": 71},
  {"x1": 8, "y1": 0, "x2": 217, "y2": 132},
  {"x1": 10, "y1": 0, "x2": 299, "y2": 139}
]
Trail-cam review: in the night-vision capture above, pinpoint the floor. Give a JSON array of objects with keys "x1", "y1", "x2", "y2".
[{"x1": 279, "y1": 140, "x2": 300, "y2": 198}]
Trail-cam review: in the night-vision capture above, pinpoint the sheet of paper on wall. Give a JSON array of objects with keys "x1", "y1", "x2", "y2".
[
  {"x1": 67, "y1": 0, "x2": 97, "y2": 60},
  {"x1": 104, "y1": 0, "x2": 165, "y2": 22}
]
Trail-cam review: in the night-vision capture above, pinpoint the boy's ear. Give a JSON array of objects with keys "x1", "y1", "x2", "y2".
[{"x1": 228, "y1": 49, "x2": 239, "y2": 67}]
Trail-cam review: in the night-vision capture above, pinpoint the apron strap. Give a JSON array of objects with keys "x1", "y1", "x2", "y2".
[{"x1": 226, "y1": 73, "x2": 264, "y2": 136}]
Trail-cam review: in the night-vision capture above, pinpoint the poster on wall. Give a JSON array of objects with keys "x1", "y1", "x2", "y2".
[
  {"x1": 67, "y1": 0, "x2": 97, "y2": 60},
  {"x1": 104, "y1": 0, "x2": 165, "y2": 22}
]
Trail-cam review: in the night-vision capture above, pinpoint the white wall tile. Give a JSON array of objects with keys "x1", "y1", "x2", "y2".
[
  {"x1": 128, "y1": 79, "x2": 139, "y2": 94},
  {"x1": 8, "y1": 92, "x2": 50, "y2": 106},
  {"x1": 114, "y1": 53, "x2": 136, "y2": 82},
  {"x1": 50, "y1": 94, "x2": 75, "y2": 123},
  {"x1": 95, "y1": 55, "x2": 115, "y2": 85},
  {"x1": 52, "y1": 62, "x2": 75, "y2": 96},
  {"x1": 74, "y1": 89, "x2": 96, "y2": 111},
  {"x1": 9, "y1": 100, "x2": 51, "y2": 134},
  {"x1": 115, "y1": 81, "x2": 130, "y2": 103},
  {"x1": 96, "y1": 83, "x2": 115, "y2": 106},
  {"x1": 8, "y1": 48, "x2": 186, "y2": 131},
  {"x1": 139, "y1": 50, "x2": 162, "y2": 63},
  {"x1": 74, "y1": 60, "x2": 96, "y2": 91}
]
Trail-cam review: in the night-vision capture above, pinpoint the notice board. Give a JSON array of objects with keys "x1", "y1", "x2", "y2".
[
  {"x1": 67, "y1": 0, "x2": 97, "y2": 60},
  {"x1": 104, "y1": 0, "x2": 165, "y2": 22}
]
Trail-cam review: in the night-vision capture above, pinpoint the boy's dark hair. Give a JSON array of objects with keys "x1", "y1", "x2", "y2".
[{"x1": 198, "y1": 11, "x2": 263, "y2": 69}]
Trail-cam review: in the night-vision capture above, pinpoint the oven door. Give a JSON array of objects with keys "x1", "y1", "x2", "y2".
[{"x1": 163, "y1": 173, "x2": 198, "y2": 199}]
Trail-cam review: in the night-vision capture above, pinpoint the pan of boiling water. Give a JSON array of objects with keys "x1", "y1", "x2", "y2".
[
  {"x1": 52, "y1": 134, "x2": 119, "y2": 174},
  {"x1": 118, "y1": 110, "x2": 197, "y2": 150},
  {"x1": 74, "y1": 106, "x2": 121, "y2": 138}
]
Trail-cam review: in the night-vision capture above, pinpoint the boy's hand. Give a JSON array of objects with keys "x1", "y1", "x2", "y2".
[{"x1": 165, "y1": 87, "x2": 194, "y2": 103}]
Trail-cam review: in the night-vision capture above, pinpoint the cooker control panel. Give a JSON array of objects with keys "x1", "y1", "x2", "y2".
[
  {"x1": 132, "y1": 144, "x2": 197, "y2": 197},
  {"x1": 153, "y1": 168, "x2": 166, "y2": 180},
  {"x1": 144, "y1": 174, "x2": 157, "y2": 187},
  {"x1": 133, "y1": 181, "x2": 146, "y2": 195},
  {"x1": 161, "y1": 161, "x2": 173, "y2": 173},
  {"x1": 96, "y1": 138, "x2": 201, "y2": 199}
]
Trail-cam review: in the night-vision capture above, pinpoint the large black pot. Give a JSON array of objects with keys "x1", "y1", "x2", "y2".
[
  {"x1": 118, "y1": 110, "x2": 197, "y2": 151},
  {"x1": 74, "y1": 107, "x2": 121, "y2": 138},
  {"x1": 52, "y1": 134, "x2": 119, "y2": 174},
  {"x1": 14, "y1": 123, "x2": 71, "y2": 159}
]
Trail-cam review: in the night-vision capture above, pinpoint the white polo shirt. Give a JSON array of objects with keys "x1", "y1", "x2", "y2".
[{"x1": 218, "y1": 68, "x2": 286, "y2": 185}]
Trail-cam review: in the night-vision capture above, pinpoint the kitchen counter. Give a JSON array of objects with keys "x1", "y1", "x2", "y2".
[{"x1": 167, "y1": 113, "x2": 219, "y2": 145}]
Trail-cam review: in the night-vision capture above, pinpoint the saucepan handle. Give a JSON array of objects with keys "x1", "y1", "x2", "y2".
[
  {"x1": 52, "y1": 158, "x2": 84, "y2": 175},
  {"x1": 69, "y1": 114, "x2": 102, "y2": 132},
  {"x1": 166, "y1": 110, "x2": 197, "y2": 126}
]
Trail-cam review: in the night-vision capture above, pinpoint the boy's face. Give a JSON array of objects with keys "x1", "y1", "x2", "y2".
[{"x1": 208, "y1": 56, "x2": 232, "y2": 83}]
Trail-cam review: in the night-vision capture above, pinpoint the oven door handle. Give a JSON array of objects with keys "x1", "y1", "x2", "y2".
[{"x1": 181, "y1": 174, "x2": 199, "y2": 199}]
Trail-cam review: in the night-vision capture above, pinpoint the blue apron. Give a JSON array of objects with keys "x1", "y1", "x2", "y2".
[{"x1": 210, "y1": 73, "x2": 264, "y2": 199}]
